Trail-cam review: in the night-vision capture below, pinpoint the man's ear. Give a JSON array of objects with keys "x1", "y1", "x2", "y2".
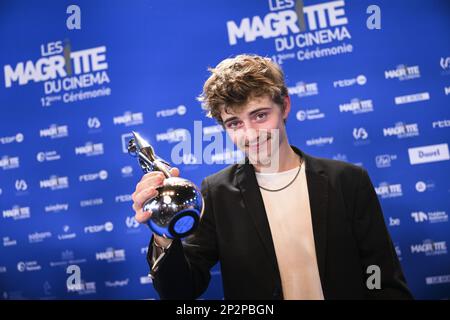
[{"x1": 283, "y1": 95, "x2": 291, "y2": 120}]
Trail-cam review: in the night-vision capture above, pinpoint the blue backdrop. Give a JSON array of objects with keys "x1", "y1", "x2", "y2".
[{"x1": 0, "y1": 0, "x2": 449, "y2": 299}]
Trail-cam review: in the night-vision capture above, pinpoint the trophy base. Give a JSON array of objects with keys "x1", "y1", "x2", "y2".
[{"x1": 147, "y1": 208, "x2": 200, "y2": 239}]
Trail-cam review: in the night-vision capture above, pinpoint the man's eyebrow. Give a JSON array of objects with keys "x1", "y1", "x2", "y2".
[{"x1": 222, "y1": 107, "x2": 271, "y2": 125}]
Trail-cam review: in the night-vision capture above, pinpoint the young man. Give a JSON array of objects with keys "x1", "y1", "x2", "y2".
[{"x1": 132, "y1": 54, "x2": 413, "y2": 300}]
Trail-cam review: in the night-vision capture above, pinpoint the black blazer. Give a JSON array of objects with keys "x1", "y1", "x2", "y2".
[{"x1": 147, "y1": 146, "x2": 413, "y2": 300}]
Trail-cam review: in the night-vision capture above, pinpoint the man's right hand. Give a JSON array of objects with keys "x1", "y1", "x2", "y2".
[{"x1": 132, "y1": 167, "x2": 180, "y2": 248}]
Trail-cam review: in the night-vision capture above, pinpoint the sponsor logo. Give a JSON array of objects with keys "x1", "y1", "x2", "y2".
[
  {"x1": 84, "y1": 221, "x2": 114, "y2": 234},
  {"x1": 375, "y1": 154, "x2": 397, "y2": 168},
  {"x1": 0, "y1": 155, "x2": 20, "y2": 170},
  {"x1": 39, "y1": 124, "x2": 68, "y2": 139},
  {"x1": 3, "y1": 206, "x2": 31, "y2": 220},
  {"x1": 385, "y1": 64, "x2": 420, "y2": 81},
  {"x1": 156, "y1": 105, "x2": 187, "y2": 118},
  {"x1": 40, "y1": 175, "x2": 69, "y2": 190},
  {"x1": 339, "y1": 98, "x2": 373, "y2": 114},
  {"x1": 375, "y1": 183, "x2": 403, "y2": 199},
  {"x1": 113, "y1": 111, "x2": 144, "y2": 126},
  {"x1": 383, "y1": 122, "x2": 419, "y2": 139},
  {"x1": 75, "y1": 142, "x2": 104, "y2": 156},
  {"x1": 408, "y1": 143, "x2": 450, "y2": 165},
  {"x1": 411, "y1": 211, "x2": 448, "y2": 224},
  {"x1": 37, "y1": 151, "x2": 61, "y2": 162},
  {"x1": 411, "y1": 240, "x2": 447, "y2": 256},
  {"x1": 0, "y1": 133, "x2": 24, "y2": 145},
  {"x1": 296, "y1": 108, "x2": 325, "y2": 121},
  {"x1": 333, "y1": 74, "x2": 366, "y2": 88},
  {"x1": 394, "y1": 92, "x2": 430, "y2": 105}
]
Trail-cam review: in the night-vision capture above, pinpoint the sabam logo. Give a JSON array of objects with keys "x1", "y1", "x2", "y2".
[
  {"x1": 28, "y1": 231, "x2": 52, "y2": 244},
  {"x1": 296, "y1": 109, "x2": 325, "y2": 121},
  {"x1": 384, "y1": 64, "x2": 421, "y2": 81},
  {"x1": 375, "y1": 154, "x2": 397, "y2": 168},
  {"x1": 412, "y1": 211, "x2": 448, "y2": 224},
  {"x1": 74, "y1": 142, "x2": 104, "y2": 156},
  {"x1": 95, "y1": 248, "x2": 126, "y2": 263},
  {"x1": 15, "y1": 179, "x2": 28, "y2": 191},
  {"x1": 0, "y1": 155, "x2": 20, "y2": 170},
  {"x1": 105, "y1": 279, "x2": 129, "y2": 288},
  {"x1": 3, "y1": 206, "x2": 31, "y2": 220},
  {"x1": 411, "y1": 240, "x2": 447, "y2": 256},
  {"x1": 306, "y1": 136, "x2": 334, "y2": 147},
  {"x1": 156, "y1": 105, "x2": 187, "y2": 118},
  {"x1": 432, "y1": 119, "x2": 450, "y2": 129},
  {"x1": 394, "y1": 92, "x2": 430, "y2": 105},
  {"x1": 408, "y1": 143, "x2": 450, "y2": 165},
  {"x1": 39, "y1": 175, "x2": 69, "y2": 190},
  {"x1": 79, "y1": 170, "x2": 108, "y2": 182},
  {"x1": 288, "y1": 82, "x2": 318, "y2": 98},
  {"x1": 353, "y1": 127, "x2": 368, "y2": 140},
  {"x1": 80, "y1": 198, "x2": 103, "y2": 207},
  {"x1": 37, "y1": 151, "x2": 61, "y2": 162},
  {"x1": 87, "y1": 117, "x2": 101, "y2": 129},
  {"x1": 383, "y1": 122, "x2": 419, "y2": 139},
  {"x1": 39, "y1": 124, "x2": 68, "y2": 139},
  {"x1": 339, "y1": 98, "x2": 373, "y2": 114},
  {"x1": 113, "y1": 111, "x2": 144, "y2": 126},
  {"x1": 4, "y1": 45, "x2": 108, "y2": 88},
  {"x1": 375, "y1": 183, "x2": 403, "y2": 199},
  {"x1": 227, "y1": 0, "x2": 349, "y2": 45},
  {"x1": 17, "y1": 261, "x2": 41, "y2": 272},
  {"x1": 45, "y1": 203, "x2": 69, "y2": 213},
  {"x1": 115, "y1": 194, "x2": 132, "y2": 203},
  {"x1": 84, "y1": 221, "x2": 113, "y2": 234},
  {"x1": 0, "y1": 133, "x2": 24, "y2": 145},
  {"x1": 3, "y1": 236, "x2": 18, "y2": 247},
  {"x1": 156, "y1": 128, "x2": 189, "y2": 143},
  {"x1": 57, "y1": 225, "x2": 77, "y2": 240},
  {"x1": 333, "y1": 75, "x2": 366, "y2": 88}
]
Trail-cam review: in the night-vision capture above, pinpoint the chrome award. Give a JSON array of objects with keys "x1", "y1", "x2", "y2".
[{"x1": 128, "y1": 131, "x2": 204, "y2": 239}]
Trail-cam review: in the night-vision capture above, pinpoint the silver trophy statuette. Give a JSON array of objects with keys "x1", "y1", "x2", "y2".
[{"x1": 128, "y1": 131, "x2": 204, "y2": 239}]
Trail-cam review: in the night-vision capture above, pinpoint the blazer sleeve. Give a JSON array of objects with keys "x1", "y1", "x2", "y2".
[
  {"x1": 146, "y1": 177, "x2": 219, "y2": 299},
  {"x1": 352, "y1": 168, "x2": 414, "y2": 299}
]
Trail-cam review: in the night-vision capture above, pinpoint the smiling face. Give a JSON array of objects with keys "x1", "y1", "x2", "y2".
[{"x1": 221, "y1": 94, "x2": 291, "y2": 167}]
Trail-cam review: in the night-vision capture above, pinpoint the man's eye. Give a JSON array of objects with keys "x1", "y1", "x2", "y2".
[
  {"x1": 255, "y1": 112, "x2": 267, "y2": 121},
  {"x1": 226, "y1": 121, "x2": 241, "y2": 129}
]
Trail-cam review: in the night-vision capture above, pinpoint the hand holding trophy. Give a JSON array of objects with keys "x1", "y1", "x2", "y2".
[{"x1": 128, "y1": 131, "x2": 204, "y2": 239}]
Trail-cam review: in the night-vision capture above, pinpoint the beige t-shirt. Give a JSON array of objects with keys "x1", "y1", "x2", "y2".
[{"x1": 255, "y1": 162, "x2": 324, "y2": 300}]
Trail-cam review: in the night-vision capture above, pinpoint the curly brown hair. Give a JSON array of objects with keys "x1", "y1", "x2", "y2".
[{"x1": 197, "y1": 54, "x2": 289, "y2": 124}]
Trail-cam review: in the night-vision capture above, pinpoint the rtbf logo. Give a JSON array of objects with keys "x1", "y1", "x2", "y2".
[{"x1": 84, "y1": 222, "x2": 113, "y2": 234}]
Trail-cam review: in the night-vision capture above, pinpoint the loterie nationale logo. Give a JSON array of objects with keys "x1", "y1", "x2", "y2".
[
  {"x1": 3, "y1": 39, "x2": 111, "y2": 107},
  {"x1": 226, "y1": 0, "x2": 353, "y2": 64}
]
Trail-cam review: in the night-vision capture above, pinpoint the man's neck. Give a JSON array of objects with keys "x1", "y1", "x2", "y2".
[{"x1": 253, "y1": 141, "x2": 301, "y2": 173}]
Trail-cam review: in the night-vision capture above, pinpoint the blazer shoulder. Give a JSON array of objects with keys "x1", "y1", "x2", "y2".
[
  {"x1": 201, "y1": 163, "x2": 240, "y2": 189},
  {"x1": 307, "y1": 154, "x2": 367, "y2": 182}
]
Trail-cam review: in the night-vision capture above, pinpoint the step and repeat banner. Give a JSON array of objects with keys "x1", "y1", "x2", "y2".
[{"x1": 0, "y1": 0, "x2": 449, "y2": 299}]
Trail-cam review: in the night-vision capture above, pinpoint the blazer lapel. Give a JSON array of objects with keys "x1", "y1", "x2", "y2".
[
  {"x1": 300, "y1": 150, "x2": 329, "y2": 292},
  {"x1": 235, "y1": 161, "x2": 281, "y2": 284}
]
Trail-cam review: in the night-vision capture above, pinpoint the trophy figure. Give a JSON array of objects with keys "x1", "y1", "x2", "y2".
[{"x1": 128, "y1": 131, "x2": 204, "y2": 239}]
